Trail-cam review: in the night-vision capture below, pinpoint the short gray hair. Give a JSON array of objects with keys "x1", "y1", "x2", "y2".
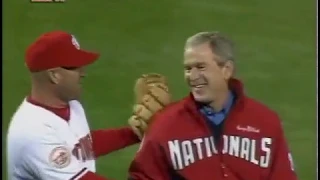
[{"x1": 185, "y1": 31, "x2": 235, "y2": 64}]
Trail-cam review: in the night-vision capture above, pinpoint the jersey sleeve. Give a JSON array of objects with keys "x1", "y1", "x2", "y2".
[
  {"x1": 268, "y1": 118, "x2": 298, "y2": 180},
  {"x1": 21, "y1": 130, "x2": 100, "y2": 180},
  {"x1": 91, "y1": 127, "x2": 140, "y2": 158}
]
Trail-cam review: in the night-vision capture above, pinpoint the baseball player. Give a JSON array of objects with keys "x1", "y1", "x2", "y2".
[
  {"x1": 128, "y1": 32, "x2": 298, "y2": 180},
  {"x1": 6, "y1": 31, "x2": 170, "y2": 180}
]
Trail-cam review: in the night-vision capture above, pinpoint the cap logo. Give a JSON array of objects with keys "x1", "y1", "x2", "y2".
[{"x1": 71, "y1": 35, "x2": 80, "y2": 50}]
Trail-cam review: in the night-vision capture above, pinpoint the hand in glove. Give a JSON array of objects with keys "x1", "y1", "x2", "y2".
[{"x1": 128, "y1": 73, "x2": 171, "y2": 139}]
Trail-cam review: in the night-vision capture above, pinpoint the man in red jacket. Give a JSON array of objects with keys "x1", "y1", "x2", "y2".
[{"x1": 128, "y1": 31, "x2": 298, "y2": 180}]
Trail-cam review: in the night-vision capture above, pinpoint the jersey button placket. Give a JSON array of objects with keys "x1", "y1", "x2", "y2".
[
  {"x1": 221, "y1": 163, "x2": 228, "y2": 178},
  {"x1": 221, "y1": 163, "x2": 226, "y2": 168}
]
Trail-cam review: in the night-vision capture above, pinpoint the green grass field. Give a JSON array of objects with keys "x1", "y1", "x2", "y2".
[{"x1": 3, "y1": 0, "x2": 316, "y2": 179}]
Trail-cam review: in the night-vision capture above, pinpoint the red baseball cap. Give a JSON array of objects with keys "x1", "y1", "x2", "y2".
[{"x1": 25, "y1": 30, "x2": 100, "y2": 72}]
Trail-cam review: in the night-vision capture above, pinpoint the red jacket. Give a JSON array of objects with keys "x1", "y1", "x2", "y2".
[{"x1": 129, "y1": 79, "x2": 298, "y2": 180}]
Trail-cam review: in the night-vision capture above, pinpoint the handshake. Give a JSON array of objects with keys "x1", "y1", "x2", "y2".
[{"x1": 128, "y1": 73, "x2": 172, "y2": 139}]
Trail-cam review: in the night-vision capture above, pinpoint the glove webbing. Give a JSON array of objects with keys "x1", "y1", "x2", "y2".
[
  {"x1": 147, "y1": 85, "x2": 168, "y2": 106},
  {"x1": 137, "y1": 85, "x2": 168, "y2": 121}
]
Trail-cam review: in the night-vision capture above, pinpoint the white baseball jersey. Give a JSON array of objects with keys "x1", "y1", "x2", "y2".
[{"x1": 7, "y1": 99, "x2": 96, "y2": 180}]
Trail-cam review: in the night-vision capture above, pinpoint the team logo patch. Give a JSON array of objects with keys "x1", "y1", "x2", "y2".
[
  {"x1": 71, "y1": 35, "x2": 80, "y2": 50},
  {"x1": 49, "y1": 146, "x2": 71, "y2": 168}
]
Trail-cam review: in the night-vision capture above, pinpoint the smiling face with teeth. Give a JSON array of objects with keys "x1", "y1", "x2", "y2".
[{"x1": 183, "y1": 42, "x2": 234, "y2": 105}]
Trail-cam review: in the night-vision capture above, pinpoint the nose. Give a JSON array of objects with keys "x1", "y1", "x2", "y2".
[
  {"x1": 80, "y1": 70, "x2": 86, "y2": 77},
  {"x1": 188, "y1": 68, "x2": 201, "y2": 80}
]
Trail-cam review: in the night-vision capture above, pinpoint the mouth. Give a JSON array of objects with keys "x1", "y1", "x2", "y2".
[
  {"x1": 79, "y1": 78, "x2": 84, "y2": 84},
  {"x1": 193, "y1": 84, "x2": 206, "y2": 88},
  {"x1": 190, "y1": 83, "x2": 207, "y2": 89}
]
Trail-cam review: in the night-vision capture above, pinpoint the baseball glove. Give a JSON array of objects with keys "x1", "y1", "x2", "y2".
[{"x1": 128, "y1": 73, "x2": 172, "y2": 139}]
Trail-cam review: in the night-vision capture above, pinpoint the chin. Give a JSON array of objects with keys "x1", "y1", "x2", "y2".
[
  {"x1": 192, "y1": 94, "x2": 212, "y2": 104},
  {"x1": 68, "y1": 94, "x2": 81, "y2": 101}
]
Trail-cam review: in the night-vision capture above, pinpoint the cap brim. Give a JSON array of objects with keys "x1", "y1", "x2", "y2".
[{"x1": 69, "y1": 50, "x2": 100, "y2": 68}]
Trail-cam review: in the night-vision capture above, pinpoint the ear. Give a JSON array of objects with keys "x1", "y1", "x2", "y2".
[
  {"x1": 221, "y1": 60, "x2": 234, "y2": 80},
  {"x1": 47, "y1": 69, "x2": 61, "y2": 84}
]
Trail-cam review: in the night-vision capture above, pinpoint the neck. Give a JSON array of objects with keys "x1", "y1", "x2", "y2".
[
  {"x1": 30, "y1": 85, "x2": 67, "y2": 108},
  {"x1": 209, "y1": 89, "x2": 230, "y2": 112}
]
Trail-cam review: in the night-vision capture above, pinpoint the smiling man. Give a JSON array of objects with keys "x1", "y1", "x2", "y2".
[{"x1": 128, "y1": 31, "x2": 298, "y2": 180}]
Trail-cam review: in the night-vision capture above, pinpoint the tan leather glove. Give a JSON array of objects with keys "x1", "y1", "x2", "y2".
[{"x1": 128, "y1": 73, "x2": 172, "y2": 139}]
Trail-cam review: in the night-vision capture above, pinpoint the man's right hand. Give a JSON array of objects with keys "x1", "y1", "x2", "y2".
[{"x1": 128, "y1": 73, "x2": 172, "y2": 139}]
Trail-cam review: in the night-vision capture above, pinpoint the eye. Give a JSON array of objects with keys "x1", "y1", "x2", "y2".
[
  {"x1": 61, "y1": 67, "x2": 78, "y2": 71},
  {"x1": 184, "y1": 66, "x2": 192, "y2": 71},
  {"x1": 197, "y1": 65, "x2": 206, "y2": 70}
]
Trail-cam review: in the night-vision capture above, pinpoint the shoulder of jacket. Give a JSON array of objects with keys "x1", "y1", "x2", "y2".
[
  {"x1": 147, "y1": 97, "x2": 190, "y2": 137},
  {"x1": 245, "y1": 97, "x2": 278, "y2": 115},
  {"x1": 244, "y1": 96, "x2": 282, "y2": 125},
  {"x1": 154, "y1": 97, "x2": 190, "y2": 120}
]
